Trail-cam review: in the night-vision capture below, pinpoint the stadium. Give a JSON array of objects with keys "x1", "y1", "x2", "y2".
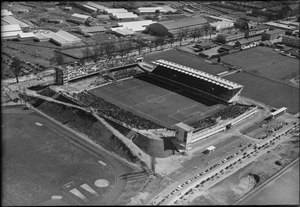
[{"x1": 70, "y1": 59, "x2": 258, "y2": 152}]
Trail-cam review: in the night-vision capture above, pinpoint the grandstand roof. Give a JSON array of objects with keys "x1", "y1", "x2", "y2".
[
  {"x1": 1, "y1": 15, "x2": 30, "y2": 28},
  {"x1": 1, "y1": 9, "x2": 13, "y2": 16},
  {"x1": 152, "y1": 59, "x2": 243, "y2": 90},
  {"x1": 86, "y1": 2, "x2": 107, "y2": 11},
  {"x1": 113, "y1": 12, "x2": 138, "y2": 20},
  {"x1": 78, "y1": 25, "x2": 107, "y2": 33},
  {"x1": 118, "y1": 20, "x2": 156, "y2": 32},
  {"x1": 175, "y1": 122, "x2": 194, "y2": 131}
]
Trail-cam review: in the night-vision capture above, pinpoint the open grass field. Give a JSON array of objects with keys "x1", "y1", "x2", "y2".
[
  {"x1": 222, "y1": 46, "x2": 299, "y2": 83},
  {"x1": 143, "y1": 49, "x2": 227, "y2": 75},
  {"x1": 89, "y1": 75, "x2": 225, "y2": 127},
  {"x1": 2, "y1": 106, "x2": 132, "y2": 206},
  {"x1": 225, "y1": 71, "x2": 299, "y2": 114}
]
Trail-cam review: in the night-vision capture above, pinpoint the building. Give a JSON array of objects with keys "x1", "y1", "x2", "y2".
[
  {"x1": 111, "y1": 27, "x2": 135, "y2": 36},
  {"x1": 244, "y1": 25, "x2": 269, "y2": 38},
  {"x1": 218, "y1": 44, "x2": 234, "y2": 53},
  {"x1": 1, "y1": 15, "x2": 30, "y2": 28},
  {"x1": 282, "y1": 35, "x2": 300, "y2": 48},
  {"x1": 82, "y1": 4, "x2": 98, "y2": 13},
  {"x1": 85, "y1": 2, "x2": 107, "y2": 12},
  {"x1": 261, "y1": 29, "x2": 285, "y2": 41},
  {"x1": 1, "y1": 24, "x2": 22, "y2": 40},
  {"x1": 17, "y1": 32, "x2": 35, "y2": 40},
  {"x1": 161, "y1": 5, "x2": 177, "y2": 14},
  {"x1": 104, "y1": 8, "x2": 128, "y2": 15},
  {"x1": 210, "y1": 20, "x2": 234, "y2": 31},
  {"x1": 78, "y1": 25, "x2": 107, "y2": 34},
  {"x1": 47, "y1": 30, "x2": 82, "y2": 46},
  {"x1": 134, "y1": 7, "x2": 165, "y2": 15},
  {"x1": 216, "y1": 32, "x2": 245, "y2": 43},
  {"x1": 147, "y1": 16, "x2": 207, "y2": 37},
  {"x1": 117, "y1": 20, "x2": 156, "y2": 32},
  {"x1": 111, "y1": 12, "x2": 138, "y2": 21},
  {"x1": 33, "y1": 30, "x2": 51, "y2": 42},
  {"x1": 1, "y1": 9, "x2": 13, "y2": 16},
  {"x1": 264, "y1": 21, "x2": 296, "y2": 31},
  {"x1": 269, "y1": 107, "x2": 287, "y2": 119},
  {"x1": 67, "y1": 13, "x2": 90, "y2": 25}
]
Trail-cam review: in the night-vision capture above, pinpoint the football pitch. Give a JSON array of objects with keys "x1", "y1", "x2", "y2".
[
  {"x1": 89, "y1": 75, "x2": 225, "y2": 127},
  {"x1": 222, "y1": 46, "x2": 299, "y2": 82},
  {"x1": 2, "y1": 106, "x2": 130, "y2": 206}
]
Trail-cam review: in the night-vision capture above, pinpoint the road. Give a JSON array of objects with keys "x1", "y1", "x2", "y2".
[{"x1": 148, "y1": 118, "x2": 298, "y2": 205}]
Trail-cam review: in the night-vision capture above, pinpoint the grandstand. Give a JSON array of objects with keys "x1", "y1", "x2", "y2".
[{"x1": 151, "y1": 59, "x2": 243, "y2": 103}]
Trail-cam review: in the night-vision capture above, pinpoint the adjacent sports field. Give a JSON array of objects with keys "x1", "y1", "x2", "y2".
[
  {"x1": 222, "y1": 46, "x2": 299, "y2": 82},
  {"x1": 2, "y1": 106, "x2": 130, "y2": 206},
  {"x1": 144, "y1": 49, "x2": 227, "y2": 75},
  {"x1": 225, "y1": 71, "x2": 299, "y2": 114},
  {"x1": 89, "y1": 76, "x2": 225, "y2": 127}
]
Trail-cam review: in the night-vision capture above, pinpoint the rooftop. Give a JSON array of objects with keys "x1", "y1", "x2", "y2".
[
  {"x1": 155, "y1": 16, "x2": 207, "y2": 31},
  {"x1": 153, "y1": 59, "x2": 243, "y2": 90}
]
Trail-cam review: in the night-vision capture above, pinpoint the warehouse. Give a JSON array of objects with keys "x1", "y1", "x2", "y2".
[
  {"x1": 118, "y1": 20, "x2": 156, "y2": 32},
  {"x1": 210, "y1": 20, "x2": 234, "y2": 31},
  {"x1": 48, "y1": 30, "x2": 82, "y2": 46},
  {"x1": 134, "y1": 7, "x2": 165, "y2": 15},
  {"x1": 1, "y1": 15, "x2": 30, "y2": 28},
  {"x1": 82, "y1": 4, "x2": 98, "y2": 13},
  {"x1": 104, "y1": 8, "x2": 128, "y2": 15},
  {"x1": 17, "y1": 32, "x2": 35, "y2": 40},
  {"x1": 78, "y1": 25, "x2": 107, "y2": 34},
  {"x1": 261, "y1": 29, "x2": 285, "y2": 41},
  {"x1": 85, "y1": 2, "x2": 107, "y2": 12},
  {"x1": 1, "y1": 24, "x2": 22, "y2": 40},
  {"x1": 111, "y1": 27, "x2": 135, "y2": 36},
  {"x1": 147, "y1": 16, "x2": 207, "y2": 37},
  {"x1": 67, "y1": 16, "x2": 86, "y2": 25},
  {"x1": 111, "y1": 12, "x2": 138, "y2": 21},
  {"x1": 1, "y1": 9, "x2": 13, "y2": 16},
  {"x1": 34, "y1": 30, "x2": 51, "y2": 42},
  {"x1": 216, "y1": 32, "x2": 245, "y2": 43}
]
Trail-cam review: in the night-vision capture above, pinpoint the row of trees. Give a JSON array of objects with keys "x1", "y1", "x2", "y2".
[{"x1": 50, "y1": 23, "x2": 215, "y2": 66}]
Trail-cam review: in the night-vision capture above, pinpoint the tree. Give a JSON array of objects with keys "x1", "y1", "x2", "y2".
[
  {"x1": 11, "y1": 57, "x2": 22, "y2": 83},
  {"x1": 104, "y1": 42, "x2": 115, "y2": 59},
  {"x1": 50, "y1": 49, "x2": 64, "y2": 67},
  {"x1": 82, "y1": 47, "x2": 92, "y2": 62},
  {"x1": 93, "y1": 42, "x2": 103, "y2": 62}
]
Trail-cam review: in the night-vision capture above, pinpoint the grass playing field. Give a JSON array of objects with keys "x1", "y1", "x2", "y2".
[
  {"x1": 222, "y1": 46, "x2": 299, "y2": 82},
  {"x1": 143, "y1": 49, "x2": 227, "y2": 75},
  {"x1": 225, "y1": 71, "x2": 299, "y2": 114},
  {"x1": 2, "y1": 106, "x2": 129, "y2": 206},
  {"x1": 89, "y1": 75, "x2": 225, "y2": 128}
]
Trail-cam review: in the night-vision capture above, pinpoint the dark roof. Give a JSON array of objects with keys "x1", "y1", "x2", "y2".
[
  {"x1": 264, "y1": 29, "x2": 285, "y2": 35},
  {"x1": 158, "y1": 16, "x2": 207, "y2": 31},
  {"x1": 78, "y1": 25, "x2": 107, "y2": 33},
  {"x1": 67, "y1": 16, "x2": 86, "y2": 24},
  {"x1": 220, "y1": 44, "x2": 234, "y2": 50}
]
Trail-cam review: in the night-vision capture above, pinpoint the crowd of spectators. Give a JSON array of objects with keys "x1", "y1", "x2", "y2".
[
  {"x1": 87, "y1": 76, "x2": 111, "y2": 89},
  {"x1": 67, "y1": 56, "x2": 141, "y2": 80},
  {"x1": 190, "y1": 103, "x2": 252, "y2": 129},
  {"x1": 108, "y1": 66, "x2": 144, "y2": 80},
  {"x1": 74, "y1": 92, "x2": 165, "y2": 130}
]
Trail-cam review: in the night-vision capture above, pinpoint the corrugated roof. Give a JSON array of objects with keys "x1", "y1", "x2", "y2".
[
  {"x1": 1, "y1": 24, "x2": 21, "y2": 32},
  {"x1": 156, "y1": 16, "x2": 207, "y2": 31},
  {"x1": 137, "y1": 7, "x2": 165, "y2": 13},
  {"x1": 86, "y1": 2, "x2": 106, "y2": 10},
  {"x1": 111, "y1": 27, "x2": 135, "y2": 36},
  {"x1": 78, "y1": 25, "x2": 107, "y2": 33},
  {"x1": 1, "y1": 31, "x2": 22, "y2": 38},
  {"x1": 113, "y1": 12, "x2": 138, "y2": 19},
  {"x1": 1, "y1": 15, "x2": 30, "y2": 28},
  {"x1": 1, "y1": 9, "x2": 13, "y2": 16},
  {"x1": 67, "y1": 16, "x2": 86, "y2": 24},
  {"x1": 105, "y1": 8, "x2": 128, "y2": 13},
  {"x1": 72, "y1": 13, "x2": 90, "y2": 20},
  {"x1": 18, "y1": 32, "x2": 35, "y2": 38},
  {"x1": 83, "y1": 4, "x2": 97, "y2": 12},
  {"x1": 56, "y1": 30, "x2": 81, "y2": 42},
  {"x1": 118, "y1": 20, "x2": 155, "y2": 32}
]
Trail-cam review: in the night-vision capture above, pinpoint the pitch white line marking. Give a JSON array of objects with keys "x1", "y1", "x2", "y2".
[{"x1": 80, "y1": 183, "x2": 99, "y2": 196}]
